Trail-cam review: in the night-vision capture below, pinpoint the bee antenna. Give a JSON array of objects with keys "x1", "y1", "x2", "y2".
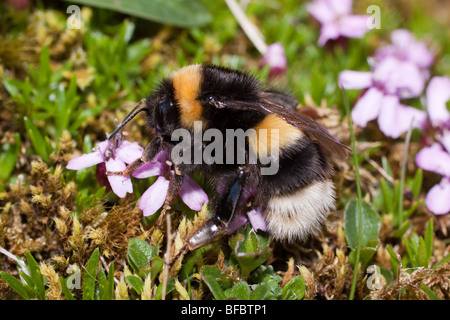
[{"x1": 108, "y1": 99, "x2": 148, "y2": 140}]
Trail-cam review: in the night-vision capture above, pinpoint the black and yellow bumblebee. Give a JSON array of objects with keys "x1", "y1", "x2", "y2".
[{"x1": 108, "y1": 65, "x2": 349, "y2": 250}]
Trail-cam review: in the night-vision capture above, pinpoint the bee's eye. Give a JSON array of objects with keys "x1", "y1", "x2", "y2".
[{"x1": 155, "y1": 100, "x2": 166, "y2": 128}]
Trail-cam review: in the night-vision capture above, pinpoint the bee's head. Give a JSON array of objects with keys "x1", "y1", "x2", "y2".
[
  {"x1": 108, "y1": 75, "x2": 180, "y2": 141},
  {"x1": 111, "y1": 64, "x2": 203, "y2": 141}
]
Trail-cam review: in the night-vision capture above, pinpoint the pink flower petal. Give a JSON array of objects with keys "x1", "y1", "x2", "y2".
[
  {"x1": 378, "y1": 96, "x2": 426, "y2": 138},
  {"x1": 139, "y1": 176, "x2": 170, "y2": 216},
  {"x1": 416, "y1": 144, "x2": 450, "y2": 177},
  {"x1": 247, "y1": 207, "x2": 267, "y2": 232},
  {"x1": 390, "y1": 29, "x2": 434, "y2": 69},
  {"x1": 261, "y1": 43, "x2": 287, "y2": 77},
  {"x1": 339, "y1": 70, "x2": 372, "y2": 90},
  {"x1": 425, "y1": 178, "x2": 450, "y2": 215},
  {"x1": 390, "y1": 29, "x2": 415, "y2": 49},
  {"x1": 105, "y1": 158, "x2": 133, "y2": 198},
  {"x1": 441, "y1": 130, "x2": 450, "y2": 154},
  {"x1": 318, "y1": 23, "x2": 340, "y2": 46},
  {"x1": 373, "y1": 58, "x2": 425, "y2": 98},
  {"x1": 66, "y1": 151, "x2": 104, "y2": 170},
  {"x1": 426, "y1": 76, "x2": 450, "y2": 127},
  {"x1": 179, "y1": 175, "x2": 208, "y2": 211},
  {"x1": 339, "y1": 15, "x2": 369, "y2": 39},
  {"x1": 227, "y1": 214, "x2": 248, "y2": 234},
  {"x1": 132, "y1": 162, "x2": 164, "y2": 179},
  {"x1": 115, "y1": 140, "x2": 144, "y2": 164},
  {"x1": 351, "y1": 87, "x2": 383, "y2": 128},
  {"x1": 326, "y1": 0, "x2": 353, "y2": 16},
  {"x1": 132, "y1": 150, "x2": 168, "y2": 179},
  {"x1": 307, "y1": 0, "x2": 337, "y2": 24},
  {"x1": 97, "y1": 140, "x2": 110, "y2": 155}
]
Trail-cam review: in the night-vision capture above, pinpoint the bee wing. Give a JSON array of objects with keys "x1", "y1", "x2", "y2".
[{"x1": 221, "y1": 92, "x2": 351, "y2": 159}]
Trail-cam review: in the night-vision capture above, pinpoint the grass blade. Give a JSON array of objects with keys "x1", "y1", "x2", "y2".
[
  {"x1": 82, "y1": 248, "x2": 100, "y2": 300},
  {"x1": 0, "y1": 271, "x2": 30, "y2": 300}
]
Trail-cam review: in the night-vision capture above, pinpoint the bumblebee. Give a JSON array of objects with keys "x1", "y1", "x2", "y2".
[{"x1": 108, "y1": 65, "x2": 349, "y2": 250}]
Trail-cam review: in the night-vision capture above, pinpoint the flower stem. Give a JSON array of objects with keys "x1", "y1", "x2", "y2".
[
  {"x1": 341, "y1": 88, "x2": 363, "y2": 300},
  {"x1": 224, "y1": 0, "x2": 267, "y2": 54},
  {"x1": 396, "y1": 121, "x2": 414, "y2": 227}
]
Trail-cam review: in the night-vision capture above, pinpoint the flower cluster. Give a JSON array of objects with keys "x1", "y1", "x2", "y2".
[
  {"x1": 67, "y1": 135, "x2": 208, "y2": 217},
  {"x1": 415, "y1": 76, "x2": 450, "y2": 215},
  {"x1": 131, "y1": 150, "x2": 208, "y2": 217},
  {"x1": 66, "y1": 135, "x2": 142, "y2": 198},
  {"x1": 339, "y1": 29, "x2": 432, "y2": 138},
  {"x1": 307, "y1": 0, "x2": 369, "y2": 46},
  {"x1": 338, "y1": 25, "x2": 449, "y2": 215}
]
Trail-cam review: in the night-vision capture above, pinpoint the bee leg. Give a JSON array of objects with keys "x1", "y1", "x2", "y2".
[
  {"x1": 186, "y1": 167, "x2": 253, "y2": 251},
  {"x1": 106, "y1": 136, "x2": 164, "y2": 176},
  {"x1": 156, "y1": 168, "x2": 185, "y2": 226}
]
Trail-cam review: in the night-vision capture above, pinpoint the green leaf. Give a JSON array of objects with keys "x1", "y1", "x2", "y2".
[
  {"x1": 154, "y1": 279, "x2": 175, "y2": 300},
  {"x1": 66, "y1": 0, "x2": 211, "y2": 27},
  {"x1": 249, "y1": 283, "x2": 270, "y2": 300},
  {"x1": 391, "y1": 220, "x2": 411, "y2": 238},
  {"x1": 248, "y1": 265, "x2": 282, "y2": 299},
  {"x1": 380, "y1": 178, "x2": 394, "y2": 214},
  {"x1": 104, "y1": 263, "x2": 115, "y2": 300},
  {"x1": 344, "y1": 200, "x2": 380, "y2": 249},
  {"x1": 433, "y1": 252, "x2": 450, "y2": 269},
  {"x1": 127, "y1": 238, "x2": 156, "y2": 277},
  {"x1": 60, "y1": 276, "x2": 76, "y2": 300},
  {"x1": 229, "y1": 226, "x2": 271, "y2": 278},
  {"x1": 403, "y1": 236, "x2": 418, "y2": 267},
  {"x1": 282, "y1": 275, "x2": 306, "y2": 300},
  {"x1": 180, "y1": 244, "x2": 212, "y2": 280},
  {"x1": 126, "y1": 275, "x2": 144, "y2": 295},
  {"x1": 149, "y1": 256, "x2": 163, "y2": 282},
  {"x1": 37, "y1": 47, "x2": 51, "y2": 89},
  {"x1": 229, "y1": 281, "x2": 250, "y2": 300},
  {"x1": 424, "y1": 219, "x2": 433, "y2": 264},
  {"x1": 201, "y1": 266, "x2": 228, "y2": 300},
  {"x1": 203, "y1": 274, "x2": 227, "y2": 300},
  {"x1": 25, "y1": 252, "x2": 45, "y2": 300},
  {"x1": 2, "y1": 77, "x2": 20, "y2": 98},
  {"x1": 0, "y1": 133, "x2": 21, "y2": 181},
  {"x1": 97, "y1": 267, "x2": 107, "y2": 300},
  {"x1": 417, "y1": 237, "x2": 428, "y2": 267},
  {"x1": 409, "y1": 169, "x2": 423, "y2": 198},
  {"x1": 421, "y1": 283, "x2": 442, "y2": 300},
  {"x1": 24, "y1": 117, "x2": 50, "y2": 163},
  {"x1": 82, "y1": 248, "x2": 100, "y2": 300},
  {"x1": 386, "y1": 245, "x2": 400, "y2": 281},
  {"x1": 349, "y1": 241, "x2": 378, "y2": 270},
  {"x1": 0, "y1": 271, "x2": 30, "y2": 300}
]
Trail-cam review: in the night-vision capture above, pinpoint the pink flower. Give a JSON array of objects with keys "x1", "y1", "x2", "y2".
[
  {"x1": 339, "y1": 56, "x2": 427, "y2": 138},
  {"x1": 307, "y1": 0, "x2": 369, "y2": 46},
  {"x1": 66, "y1": 137, "x2": 143, "y2": 198},
  {"x1": 260, "y1": 43, "x2": 287, "y2": 77},
  {"x1": 374, "y1": 29, "x2": 434, "y2": 69},
  {"x1": 227, "y1": 207, "x2": 268, "y2": 234},
  {"x1": 425, "y1": 76, "x2": 450, "y2": 128},
  {"x1": 416, "y1": 144, "x2": 450, "y2": 215},
  {"x1": 415, "y1": 76, "x2": 450, "y2": 215},
  {"x1": 133, "y1": 150, "x2": 209, "y2": 216},
  {"x1": 7, "y1": 0, "x2": 30, "y2": 10}
]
